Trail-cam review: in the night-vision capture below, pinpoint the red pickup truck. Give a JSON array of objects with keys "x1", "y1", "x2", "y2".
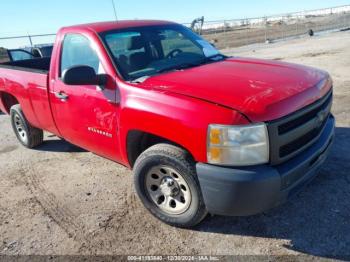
[{"x1": 0, "y1": 20, "x2": 334, "y2": 227}]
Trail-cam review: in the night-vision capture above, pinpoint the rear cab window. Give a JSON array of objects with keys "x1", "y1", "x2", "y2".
[
  {"x1": 104, "y1": 32, "x2": 145, "y2": 76},
  {"x1": 160, "y1": 29, "x2": 203, "y2": 57}
]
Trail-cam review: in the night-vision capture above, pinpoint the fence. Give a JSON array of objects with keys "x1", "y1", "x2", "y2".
[{"x1": 195, "y1": 5, "x2": 350, "y2": 49}]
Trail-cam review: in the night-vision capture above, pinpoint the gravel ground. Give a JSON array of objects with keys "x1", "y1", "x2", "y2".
[{"x1": 0, "y1": 31, "x2": 350, "y2": 260}]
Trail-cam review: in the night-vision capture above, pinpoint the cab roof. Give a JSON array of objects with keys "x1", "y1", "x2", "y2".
[{"x1": 63, "y1": 20, "x2": 177, "y2": 33}]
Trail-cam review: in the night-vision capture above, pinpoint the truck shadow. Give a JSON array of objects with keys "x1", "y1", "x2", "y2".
[
  {"x1": 196, "y1": 127, "x2": 350, "y2": 260},
  {"x1": 34, "y1": 138, "x2": 87, "y2": 153}
]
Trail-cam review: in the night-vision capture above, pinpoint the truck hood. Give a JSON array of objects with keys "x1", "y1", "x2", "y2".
[{"x1": 141, "y1": 57, "x2": 332, "y2": 122}]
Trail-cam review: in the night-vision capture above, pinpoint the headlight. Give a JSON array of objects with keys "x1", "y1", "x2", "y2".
[{"x1": 207, "y1": 123, "x2": 269, "y2": 166}]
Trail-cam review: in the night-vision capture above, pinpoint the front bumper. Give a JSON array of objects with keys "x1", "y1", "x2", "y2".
[{"x1": 196, "y1": 115, "x2": 335, "y2": 216}]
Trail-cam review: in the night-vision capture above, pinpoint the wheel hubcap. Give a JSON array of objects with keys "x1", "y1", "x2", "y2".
[
  {"x1": 159, "y1": 177, "x2": 180, "y2": 197},
  {"x1": 145, "y1": 166, "x2": 191, "y2": 215},
  {"x1": 14, "y1": 114, "x2": 28, "y2": 144}
]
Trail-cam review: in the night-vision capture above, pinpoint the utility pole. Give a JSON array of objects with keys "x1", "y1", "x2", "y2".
[{"x1": 111, "y1": 0, "x2": 118, "y2": 21}]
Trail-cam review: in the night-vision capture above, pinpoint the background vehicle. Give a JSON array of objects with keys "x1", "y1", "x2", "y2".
[
  {"x1": 7, "y1": 44, "x2": 53, "y2": 62},
  {"x1": 0, "y1": 20, "x2": 334, "y2": 227}
]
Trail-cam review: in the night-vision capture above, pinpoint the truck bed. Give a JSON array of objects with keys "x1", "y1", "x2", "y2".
[
  {"x1": 0, "y1": 57, "x2": 57, "y2": 134},
  {"x1": 0, "y1": 57, "x2": 50, "y2": 73}
]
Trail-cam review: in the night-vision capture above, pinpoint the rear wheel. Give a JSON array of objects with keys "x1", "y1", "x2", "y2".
[
  {"x1": 134, "y1": 144, "x2": 207, "y2": 228},
  {"x1": 10, "y1": 104, "x2": 43, "y2": 148}
]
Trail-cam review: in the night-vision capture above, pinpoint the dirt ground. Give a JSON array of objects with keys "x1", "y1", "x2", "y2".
[{"x1": 0, "y1": 31, "x2": 350, "y2": 259}]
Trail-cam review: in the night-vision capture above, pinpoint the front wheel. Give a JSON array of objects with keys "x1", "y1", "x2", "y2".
[{"x1": 133, "y1": 144, "x2": 207, "y2": 228}]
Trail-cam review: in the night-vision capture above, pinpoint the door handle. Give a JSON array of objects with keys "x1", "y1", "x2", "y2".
[
  {"x1": 55, "y1": 91, "x2": 69, "y2": 101},
  {"x1": 107, "y1": 99, "x2": 119, "y2": 105}
]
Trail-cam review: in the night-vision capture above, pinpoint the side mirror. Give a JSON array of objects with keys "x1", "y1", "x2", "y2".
[{"x1": 62, "y1": 65, "x2": 107, "y2": 87}]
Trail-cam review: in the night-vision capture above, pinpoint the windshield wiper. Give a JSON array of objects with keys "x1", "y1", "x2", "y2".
[
  {"x1": 197, "y1": 54, "x2": 227, "y2": 65},
  {"x1": 156, "y1": 62, "x2": 201, "y2": 74},
  {"x1": 129, "y1": 75, "x2": 150, "y2": 84}
]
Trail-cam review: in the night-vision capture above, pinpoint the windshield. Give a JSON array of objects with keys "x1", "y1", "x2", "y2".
[{"x1": 100, "y1": 24, "x2": 224, "y2": 81}]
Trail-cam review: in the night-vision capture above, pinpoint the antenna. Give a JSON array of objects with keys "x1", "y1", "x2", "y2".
[
  {"x1": 111, "y1": 0, "x2": 118, "y2": 21},
  {"x1": 27, "y1": 32, "x2": 33, "y2": 47}
]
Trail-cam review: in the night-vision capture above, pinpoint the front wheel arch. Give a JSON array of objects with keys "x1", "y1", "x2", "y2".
[{"x1": 126, "y1": 130, "x2": 196, "y2": 168}]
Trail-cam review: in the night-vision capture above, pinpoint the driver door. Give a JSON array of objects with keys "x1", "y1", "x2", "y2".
[{"x1": 51, "y1": 33, "x2": 119, "y2": 160}]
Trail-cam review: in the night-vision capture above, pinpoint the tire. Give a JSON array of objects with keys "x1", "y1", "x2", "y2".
[
  {"x1": 134, "y1": 143, "x2": 207, "y2": 228},
  {"x1": 10, "y1": 104, "x2": 43, "y2": 148}
]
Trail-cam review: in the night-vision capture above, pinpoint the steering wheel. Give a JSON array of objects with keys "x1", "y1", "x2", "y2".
[{"x1": 166, "y1": 49, "x2": 183, "y2": 59}]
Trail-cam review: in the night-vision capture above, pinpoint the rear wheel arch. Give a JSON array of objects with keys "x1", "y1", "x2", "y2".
[{"x1": 0, "y1": 92, "x2": 19, "y2": 114}]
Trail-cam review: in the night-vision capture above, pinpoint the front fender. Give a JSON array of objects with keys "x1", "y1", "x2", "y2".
[{"x1": 118, "y1": 84, "x2": 249, "y2": 165}]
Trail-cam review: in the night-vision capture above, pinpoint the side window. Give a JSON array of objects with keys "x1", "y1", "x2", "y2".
[
  {"x1": 160, "y1": 30, "x2": 203, "y2": 57},
  {"x1": 60, "y1": 34, "x2": 100, "y2": 76}
]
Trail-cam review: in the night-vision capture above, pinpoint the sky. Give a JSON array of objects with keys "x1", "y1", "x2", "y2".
[{"x1": 0, "y1": 0, "x2": 349, "y2": 47}]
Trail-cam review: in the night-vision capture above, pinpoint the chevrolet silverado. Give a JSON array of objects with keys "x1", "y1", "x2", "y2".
[{"x1": 0, "y1": 20, "x2": 334, "y2": 227}]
